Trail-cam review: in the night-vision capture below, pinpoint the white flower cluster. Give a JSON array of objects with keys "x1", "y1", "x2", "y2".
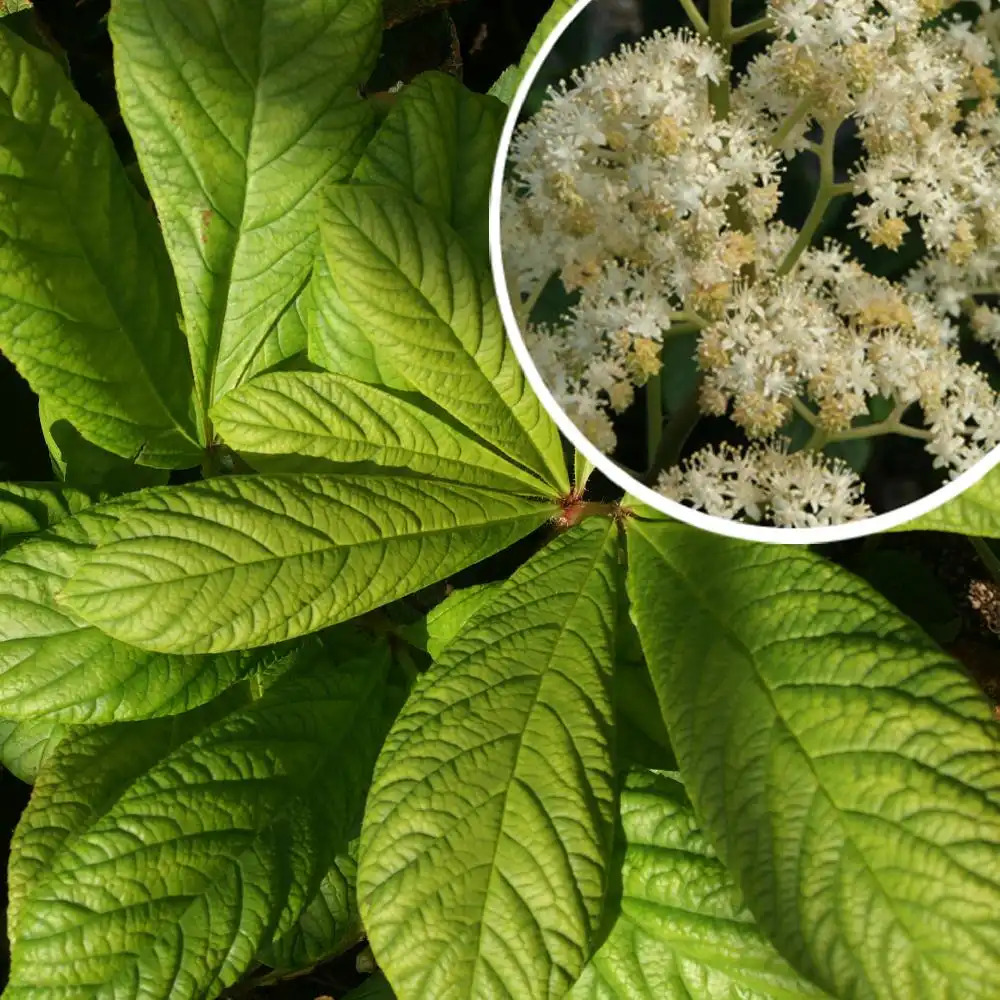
[
  {"x1": 658, "y1": 441, "x2": 871, "y2": 527},
  {"x1": 502, "y1": 0, "x2": 1000, "y2": 526}
]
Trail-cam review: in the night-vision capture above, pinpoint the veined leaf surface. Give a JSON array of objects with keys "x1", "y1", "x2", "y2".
[
  {"x1": 360, "y1": 518, "x2": 620, "y2": 1000},
  {"x1": 424, "y1": 581, "x2": 503, "y2": 659},
  {"x1": 62, "y1": 475, "x2": 557, "y2": 654},
  {"x1": 0, "y1": 483, "x2": 90, "y2": 552},
  {"x1": 627, "y1": 517, "x2": 1000, "y2": 1000},
  {"x1": 570, "y1": 769, "x2": 829, "y2": 1000},
  {"x1": 5, "y1": 631, "x2": 394, "y2": 1000},
  {"x1": 261, "y1": 846, "x2": 362, "y2": 971},
  {"x1": 210, "y1": 371, "x2": 550, "y2": 494},
  {"x1": 0, "y1": 27, "x2": 202, "y2": 466},
  {"x1": 354, "y1": 72, "x2": 505, "y2": 253},
  {"x1": 306, "y1": 249, "x2": 411, "y2": 387},
  {"x1": 0, "y1": 508, "x2": 265, "y2": 723},
  {"x1": 895, "y1": 468, "x2": 1000, "y2": 537},
  {"x1": 110, "y1": 0, "x2": 380, "y2": 411},
  {"x1": 321, "y1": 185, "x2": 570, "y2": 493},
  {"x1": 309, "y1": 72, "x2": 503, "y2": 386},
  {"x1": 0, "y1": 717, "x2": 68, "y2": 784}
]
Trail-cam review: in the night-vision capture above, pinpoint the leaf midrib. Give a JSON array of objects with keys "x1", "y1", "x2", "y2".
[
  {"x1": 67, "y1": 500, "x2": 554, "y2": 595},
  {"x1": 467, "y1": 523, "x2": 614, "y2": 993}
]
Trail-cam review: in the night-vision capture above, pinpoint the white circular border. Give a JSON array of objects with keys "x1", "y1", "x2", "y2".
[{"x1": 489, "y1": 0, "x2": 1000, "y2": 546}]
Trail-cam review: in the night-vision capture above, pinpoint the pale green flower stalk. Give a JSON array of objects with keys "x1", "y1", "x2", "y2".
[{"x1": 503, "y1": 0, "x2": 1000, "y2": 528}]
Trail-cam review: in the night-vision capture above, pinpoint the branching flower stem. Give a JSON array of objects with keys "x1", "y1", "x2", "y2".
[
  {"x1": 777, "y1": 116, "x2": 847, "y2": 277},
  {"x1": 801, "y1": 399, "x2": 933, "y2": 450},
  {"x1": 727, "y1": 15, "x2": 775, "y2": 44},
  {"x1": 679, "y1": 0, "x2": 710, "y2": 36}
]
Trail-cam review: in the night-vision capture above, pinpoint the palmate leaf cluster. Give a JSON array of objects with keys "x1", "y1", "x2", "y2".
[{"x1": 0, "y1": 2, "x2": 998, "y2": 1000}]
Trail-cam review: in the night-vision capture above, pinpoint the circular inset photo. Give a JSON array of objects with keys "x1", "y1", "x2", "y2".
[{"x1": 491, "y1": 0, "x2": 1000, "y2": 542}]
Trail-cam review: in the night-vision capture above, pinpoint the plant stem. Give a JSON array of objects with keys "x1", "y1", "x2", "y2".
[
  {"x1": 727, "y1": 14, "x2": 774, "y2": 44},
  {"x1": 971, "y1": 536, "x2": 1000, "y2": 589},
  {"x1": 708, "y1": 0, "x2": 733, "y2": 118},
  {"x1": 516, "y1": 271, "x2": 554, "y2": 326},
  {"x1": 646, "y1": 372, "x2": 663, "y2": 471},
  {"x1": 679, "y1": 0, "x2": 710, "y2": 35},
  {"x1": 770, "y1": 95, "x2": 813, "y2": 148},
  {"x1": 668, "y1": 311, "x2": 709, "y2": 330},
  {"x1": 776, "y1": 116, "x2": 847, "y2": 277},
  {"x1": 644, "y1": 382, "x2": 703, "y2": 484}
]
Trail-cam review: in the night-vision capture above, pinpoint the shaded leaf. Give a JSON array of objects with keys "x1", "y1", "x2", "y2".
[
  {"x1": 0, "y1": 717, "x2": 67, "y2": 784},
  {"x1": 570, "y1": 769, "x2": 830, "y2": 1000}
]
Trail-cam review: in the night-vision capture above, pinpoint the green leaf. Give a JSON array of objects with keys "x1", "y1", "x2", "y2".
[
  {"x1": 354, "y1": 71, "x2": 505, "y2": 253},
  {"x1": 570, "y1": 769, "x2": 829, "y2": 1000},
  {"x1": 6, "y1": 686, "x2": 251, "y2": 943},
  {"x1": 424, "y1": 581, "x2": 503, "y2": 659},
  {"x1": 110, "y1": 0, "x2": 381, "y2": 411},
  {"x1": 306, "y1": 248, "x2": 411, "y2": 387},
  {"x1": 344, "y1": 973, "x2": 395, "y2": 1000},
  {"x1": 40, "y1": 400, "x2": 171, "y2": 498},
  {"x1": 489, "y1": 0, "x2": 576, "y2": 103},
  {"x1": 894, "y1": 468, "x2": 1000, "y2": 536},
  {"x1": 360, "y1": 518, "x2": 620, "y2": 1000},
  {"x1": 210, "y1": 371, "x2": 550, "y2": 494},
  {"x1": 573, "y1": 450, "x2": 595, "y2": 497},
  {"x1": 626, "y1": 518, "x2": 1000, "y2": 1000},
  {"x1": 320, "y1": 184, "x2": 570, "y2": 494},
  {"x1": 0, "y1": 26, "x2": 202, "y2": 467},
  {"x1": 0, "y1": 2, "x2": 33, "y2": 16},
  {"x1": 0, "y1": 717, "x2": 67, "y2": 783},
  {"x1": 62, "y1": 475, "x2": 557, "y2": 654},
  {"x1": 0, "y1": 508, "x2": 263, "y2": 722},
  {"x1": 6, "y1": 629, "x2": 394, "y2": 1000},
  {"x1": 0, "y1": 482, "x2": 90, "y2": 552},
  {"x1": 261, "y1": 845, "x2": 362, "y2": 971}
]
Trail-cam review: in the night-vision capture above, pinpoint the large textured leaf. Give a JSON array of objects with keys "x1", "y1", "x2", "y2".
[
  {"x1": 62, "y1": 475, "x2": 557, "y2": 654},
  {"x1": 354, "y1": 72, "x2": 505, "y2": 253},
  {"x1": 210, "y1": 371, "x2": 549, "y2": 494},
  {"x1": 570, "y1": 769, "x2": 828, "y2": 1000},
  {"x1": 261, "y1": 846, "x2": 362, "y2": 972},
  {"x1": 896, "y1": 468, "x2": 1000, "y2": 536},
  {"x1": 0, "y1": 508, "x2": 261, "y2": 722},
  {"x1": 5, "y1": 630, "x2": 395, "y2": 1000},
  {"x1": 0, "y1": 27, "x2": 202, "y2": 466},
  {"x1": 360, "y1": 517, "x2": 620, "y2": 1000},
  {"x1": 321, "y1": 184, "x2": 570, "y2": 494},
  {"x1": 0, "y1": 717, "x2": 67, "y2": 783},
  {"x1": 0, "y1": 482, "x2": 90, "y2": 552},
  {"x1": 110, "y1": 0, "x2": 380, "y2": 411},
  {"x1": 627, "y1": 516, "x2": 1000, "y2": 1000}
]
